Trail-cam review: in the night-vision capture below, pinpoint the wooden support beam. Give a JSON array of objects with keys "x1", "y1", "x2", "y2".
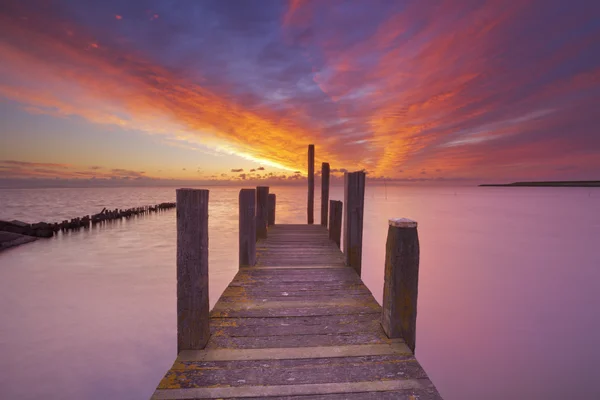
[
  {"x1": 343, "y1": 171, "x2": 366, "y2": 275},
  {"x1": 268, "y1": 193, "x2": 276, "y2": 226},
  {"x1": 321, "y1": 162, "x2": 330, "y2": 226},
  {"x1": 307, "y1": 144, "x2": 315, "y2": 224},
  {"x1": 381, "y1": 218, "x2": 420, "y2": 354},
  {"x1": 239, "y1": 189, "x2": 256, "y2": 267},
  {"x1": 176, "y1": 188, "x2": 210, "y2": 352},
  {"x1": 256, "y1": 186, "x2": 269, "y2": 239},
  {"x1": 328, "y1": 200, "x2": 342, "y2": 248}
]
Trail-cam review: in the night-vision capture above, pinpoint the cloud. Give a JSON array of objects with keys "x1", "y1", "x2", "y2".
[
  {"x1": 257, "y1": 167, "x2": 265, "y2": 170},
  {"x1": 1, "y1": 160, "x2": 70, "y2": 169},
  {"x1": 0, "y1": 1, "x2": 599, "y2": 182},
  {"x1": 110, "y1": 168, "x2": 146, "y2": 178},
  {"x1": 250, "y1": 168, "x2": 256, "y2": 172},
  {"x1": 231, "y1": 168, "x2": 244, "y2": 172}
]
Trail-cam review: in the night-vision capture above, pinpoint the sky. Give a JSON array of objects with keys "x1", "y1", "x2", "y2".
[{"x1": 0, "y1": 0, "x2": 599, "y2": 187}]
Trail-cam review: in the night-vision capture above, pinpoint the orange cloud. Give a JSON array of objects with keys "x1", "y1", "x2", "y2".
[{"x1": 0, "y1": 6, "x2": 350, "y2": 174}]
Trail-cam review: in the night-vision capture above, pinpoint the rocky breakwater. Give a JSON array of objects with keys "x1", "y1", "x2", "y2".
[{"x1": 0, "y1": 202, "x2": 176, "y2": 251}]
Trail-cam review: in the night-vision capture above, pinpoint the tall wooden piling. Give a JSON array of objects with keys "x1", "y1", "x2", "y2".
[
  {"x1": 381, "y1": 218, "x2": 420, "y2": 353},
  {"x1": 256, "y1": 186, "x2": 269, "y2": 239},
  {"x1": 343, "y1": 171, "x2": 366, "y2": 275},
  {"x1": 307, "y1": 144, "x2": 315, "y2": 224},
  {"x1": 239, "y1": 189, "x2": 256, "y2": 267},
  {"x1": 268, "y1": 193, "x2": 276, "y2": 226},
  {"x1": 328, "y1": 200, "x2": 342, "y2": 248},
  {"x1": 176, "y1": 188, "x2": 209, "y2": 352},
  {"x1": 321, "y1": 162, "x2": 330, "y2": 227}
]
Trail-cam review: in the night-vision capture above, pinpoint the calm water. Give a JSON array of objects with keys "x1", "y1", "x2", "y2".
[{"x1": 0, "y1": 185, "x2": 599, "y2": 400}]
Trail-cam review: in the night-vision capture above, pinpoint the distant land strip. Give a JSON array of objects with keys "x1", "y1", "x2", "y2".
[{"x1": 479, "y1": 181, "x2": 600, "y2": 187}]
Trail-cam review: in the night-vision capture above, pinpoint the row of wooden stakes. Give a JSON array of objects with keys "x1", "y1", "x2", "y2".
[{"x1": 55, "y1": 202, "x2": 176, "y2": 233}]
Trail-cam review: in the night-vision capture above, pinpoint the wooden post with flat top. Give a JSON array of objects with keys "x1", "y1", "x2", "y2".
[
  {"x1": 256, "y1": 186, "x2": 269, "y2": 239},
  {"x1": 307, "y1": 144, "x2": 315, "y2": 224},
  {"x1": 239, "y1": 189, "x2": 256, "y2": 267},
  {"x1": 321, "y1": 162, "x2": 330, "y2": 226},
  {"x1": 381, "y1": 218, "x2": 420, "y2": 353},
  {"x1": 328, "y1": 200, "x2": 342, "y2": 248},
  {"x1": 176, "y1": 188, "x2": 209, "y2": 352},
  {"x1": 268, "y1": 193, "x2": 276, "y2": 226},
  {"x1": 343, "y1": 171, "x2": 365, "y2": 275}
]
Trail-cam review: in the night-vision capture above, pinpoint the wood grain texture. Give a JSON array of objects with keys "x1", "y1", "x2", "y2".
[
  {"x1": 321, "y1": 162, "x2": 330, "y2": 226},
  {"x1": 256, "y1": 186, "x2": 269, "y2": 240},
  {"x1": 381, "y1": 224, "x2": 420, "y2": 353},
  {"x1": 239, "y1": 189, "x2": 256, "y2": 268},
  {"x1": 307, "y1": 144, "x2": 315, "y2": 224},
  {"x1": 268, "y1": 193, "x2": 276, "y2": 226},
  {"x1": 329, "y1": 200, "x2": 342, "y2": 248},
  {"x1": 176, "y1": 188, "x2": 210, "y2": 352},
  {"x1": 343, "y1": 171, "x2": 365, "y2": 276},
  {"x1": 157, "y1": 223, "x2": 441, "y2": 399}
]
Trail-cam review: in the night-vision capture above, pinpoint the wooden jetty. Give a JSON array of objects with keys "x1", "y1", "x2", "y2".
[{"x1": 152, "y1": 146, "x2": 442, "y2": 399}]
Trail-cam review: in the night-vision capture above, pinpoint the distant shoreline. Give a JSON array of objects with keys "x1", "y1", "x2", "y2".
[{"x1": 479, "y1": 181, "x2": 600, "y2": 187}]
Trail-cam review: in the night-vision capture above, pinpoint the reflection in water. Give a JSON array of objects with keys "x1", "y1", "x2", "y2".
[{"x1": 0, "y1": 185, "x2": 599, "y2": 399}]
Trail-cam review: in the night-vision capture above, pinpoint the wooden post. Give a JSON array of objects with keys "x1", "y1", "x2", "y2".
[
  {"x1": 176, "y1": 188, "x2": 209, "y2": 352},
  {"x1": 239, "y1": 189, "x2": 256, "y2": 267},
  {"x1": 256, "y1": 186, "x2": 269, "y2": 239},
  {"x1": 381, "y1": 218, "x2": 420, "y2": 353},
  {"x1": 307, "y1": 144, "x2": 315, "y2": 224},
  {"x1": 321, "y1": 162, "x2": 330, "y2": 226},
  {"x1": 268, "y1": 193, "x2": 276, "y2": 226},
  {"x1": 328, "y1": 200, "x2": 342, "y2": 248},
  {"x1": 343, "y1": 171, "x2": 366, "y2": 275}
]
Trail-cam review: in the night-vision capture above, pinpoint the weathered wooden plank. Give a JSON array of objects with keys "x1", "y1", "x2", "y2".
[
  {"x1": 210, "y1": 313, "x2": 380, "y2": 328},
  {"x1": 153, "y1": 379, "x2": 429, "y2": 398},
  {"x1": 176, "y1": 188, "x2": 210, "y2": 352},
  {"x1": 211, "y1": 305, "x2": 380, "y2": 318},
  {"x1": 177, "y1": 342, "x2": 409, "y2": 361},
  {"x1": 321, "y1": 162, "x2": 330, "y2": 226},
  {"x1": 206, "y1": 332, "x2": 390, "y2": 349},
  {"x1": 209, "y1": 317, "x2": 382, "y2": 336},
  {"x1": 158, "y1": 357, "x2": 426, "y2": 388},
  {"x1": 233, "y1": 384, "x2": 442, "y2": 400},
  {"x1": 239, "y1": 265, "x2": 349, "y2": 270},
  {"x1": 307, "y1": 144, "x2": 314, "y2": 224},
  {"x1": 239, "y1": 189, "x2": 256, "y2": 267}
]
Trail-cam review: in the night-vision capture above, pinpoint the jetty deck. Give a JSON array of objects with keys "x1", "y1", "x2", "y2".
[{"x1": 152, "y1": 224, "x2": 441, "y2": 399}]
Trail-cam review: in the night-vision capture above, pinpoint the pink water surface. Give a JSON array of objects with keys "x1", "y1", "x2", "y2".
[{"x1": 0, "y1": 185, "x2": 599, "y2": 399}]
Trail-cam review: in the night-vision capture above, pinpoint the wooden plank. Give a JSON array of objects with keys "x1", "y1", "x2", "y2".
[
  {"x1": 175, "y1": 188, "x2": 209, "y2": 352},
  {"x1": 239, "y1": 265, "x2": 348, "y2": 270},
  {"x1": 153, "y1": 379, "x2": 429, "y2": 399},
  {"x1": 321, "y1": 162, "x2": 330, "y2": 226},
  {"x1": 206, "y1": 332, "x2": 389, "y2": 349},
  {"x1": 233, "y1": 386, "x2": 442, "y2": 400},
  {"x1": 161, "y1": 356, "x2": 427, "y2": 388},
  {"x1": 177, "y1": 342, "x2": 410, "y2": 361},
  {"x1": 307, "y1": 144, "x2": 314, "y2": 224}
]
